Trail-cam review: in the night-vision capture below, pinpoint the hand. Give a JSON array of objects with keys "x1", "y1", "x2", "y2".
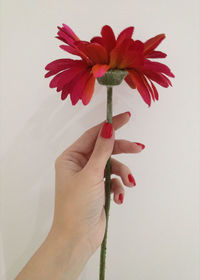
[
  {"x1": 51, "y1": 111, "x2": 145, "y2": 257},
  {"x1": 15, "y1": 111, "x2": 145, "y2": 280}
]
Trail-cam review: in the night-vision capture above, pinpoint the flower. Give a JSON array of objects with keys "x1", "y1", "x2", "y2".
[{"x1": 45, "y1": 24, "x2": 174, "y2": 106}]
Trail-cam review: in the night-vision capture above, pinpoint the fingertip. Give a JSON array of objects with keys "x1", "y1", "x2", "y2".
[
  {"x1": 111, "y1": 111, "x2": 132, "y2": 131},
  {"x1": 134, "y1": 142, "x2": 145, "y2": 150},
  {"x1": 111, "y1": 178, "x2": 124, "y2": 205},
  {"x1": 125, "y1": 111, "x2": 131, "y2": 119},
  {"x1": 130, "y1": 142, "x2": 145, "y2": 153},
  {"x1": 114, "y1": 193, "x2": 123, "y2": 205},
  {"x1": 128, "y1": 174, "x2": 136, "y2": 187},
  {"x1": 100, "y1": 122, "x2": 113, "y2": 139},
  {"x1": 122, "y1": 111, "x2": 131, "y2": 123},
  {"x1": 118, "y1": 193, "x2": 124, "y2": 204}
]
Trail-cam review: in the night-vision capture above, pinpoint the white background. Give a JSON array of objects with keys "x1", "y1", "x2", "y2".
[{"x1": 1, "y1": 0, "x2": 200, "y2": 279}]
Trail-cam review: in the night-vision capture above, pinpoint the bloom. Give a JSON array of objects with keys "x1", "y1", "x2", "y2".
[{"x1": 45, "y1": 24, "x2": 174, "y2": 106}]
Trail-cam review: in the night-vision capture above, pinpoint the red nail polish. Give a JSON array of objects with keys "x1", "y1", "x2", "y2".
[
  {"x1": 135, "y1": 142, "x2": 145, "y2": 150},
  {"x1": 100, "y1": 122, "x2": 113, "y2": 138},
  {"x1": 119, "y1": 193, "x2": 123, "y2": 204},
  {"x1": 126, "y1": 111, "x2": 131, "y2": 118},
  {"x1": 128, "y1": 174, "x2": 136, "y2": 186}
]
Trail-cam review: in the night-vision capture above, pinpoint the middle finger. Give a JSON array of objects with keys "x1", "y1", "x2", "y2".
[{"x1": 112, "y1": 139, "x2": 145, "y2": 155}]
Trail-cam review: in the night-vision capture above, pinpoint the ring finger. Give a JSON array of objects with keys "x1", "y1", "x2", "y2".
[{"x1": 105, "y1": 158, "x2": 136, "y2": 187}]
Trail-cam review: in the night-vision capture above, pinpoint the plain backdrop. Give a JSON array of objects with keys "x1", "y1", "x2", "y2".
[{"x1": 0, "y1": 0, "x2": 200, "y2": 279}]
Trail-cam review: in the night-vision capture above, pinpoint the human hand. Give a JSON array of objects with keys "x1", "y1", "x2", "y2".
[
  {"x1": 50, "y1": 111, "x2": 145, "y2": 258},
  {"x1": 15, "y1": 111, "x2": 145, "y2": 280}
]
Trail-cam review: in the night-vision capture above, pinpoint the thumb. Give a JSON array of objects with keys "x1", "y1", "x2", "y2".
[{"x1": 86, "y1": 121, "x2": 115, "y2": 173}]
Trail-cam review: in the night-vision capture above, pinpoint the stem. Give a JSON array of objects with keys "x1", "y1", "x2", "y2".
[
  {"x1": 99, "y1": 86, "x2": 113, "y2": 280},
  {"x1": 106, "y1": 87, "x2": 113, "y2": 123}
]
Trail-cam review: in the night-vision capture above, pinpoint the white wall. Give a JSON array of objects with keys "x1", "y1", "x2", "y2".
[{"x1": 1, "y1": 0, "x2": 199, "y2": 279}]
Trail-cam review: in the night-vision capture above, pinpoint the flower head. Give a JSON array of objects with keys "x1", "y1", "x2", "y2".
[{"x1": 45, "y1": 24, "x2": 174, "y2": 106}]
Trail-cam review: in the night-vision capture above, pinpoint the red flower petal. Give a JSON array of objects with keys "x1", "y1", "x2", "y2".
[
  {"x1": 49, "y1": 69, "x2": 70, "y2": 89},
  {"x1": 128, "y1": 70, "x2": 151, "y2": 106},
  {"x1": 57, "y1": 29, "x2": 74, "y2": 46},
  {"x1": 150, "y1": 80, "x2": 159, "y2": 100},
  {"x1": 60, "y1": 45, "x2": 82, "y2": 55},
  {"x1": 117, "y1": 26, "x2": 134, "y2": 45},
  {"x1": 45, "y1": 71, "x2": 54, "y2": 78},
  {"x1": 55, "y1": 36, "x2": 66, "y2": 44},
  {"x1": 124, "y1": 73, "x2": 136, "y2": 89},
  {"x1": 59, "y1": 45, "x2": 90, "y2": 63},
  {"x1": 61, "y1": 84, "x2": 70, "y2": 100},
  {"x1": 69, "y1": 70, "x2": 91, "y2": 105},
  {"x1": 62, "y1": 24, "x2": 80, "y2": 41},
  {"x1": 92, "y1": 64, "x2": 110, "y2": 78},
  {"x1": 49, "y1": 61, "x2": 88, "y2": 89},
  {"x1": 57, "y1": 24, "x2": 80, "y2": 47},
  {"x1": 109, "y1": 38, "x2": 133, "y2": 68},
  {"x1": 74, "y1": 41, "x2": 108, "y2": 64},
  {"x1": 141, "y1": 60, "x2": 175, "y2": 78},
  {"x1": 82, "y1": 74, "x2": 96, "y2": 105},
  {"x1": 61, "y1": 69, "x2": 86, "y2": 100},
  {"x1": 45, "y1": 64, "x2": 76, "y2": 78},
  {"x1": 144, "y1": 34, "x2": 165, "y2": 55},
  {"x1": 45, "y1": 58, "x2": 74, "y2": 71},
  {"x1": 101, "y1": 25, "x2": 116, "y2": 53},
  {"x1": 90, "y1": 36, "x2": 105, "y2": 46},
  {"x1": 144, "y1": 70, "x2": 169, "y2": 88},
  {"x1": 159, "y1": 73, "x2": 172, "y2": 86},
  {"x1": 145, "y1": 50, "x2": 167, "y2": 59},
  {"x1": 141, "y1": 74, "x2": 155, "y2": 101},
  {"x1": 45, "y1": 60, "x2": 78, "y2": 78},
  {"x1": 118, "y1": 40, "x2": 144, "y2": 69},
  {"x1": 86, "y1": 43, "x2": 108, "y2": 64}
]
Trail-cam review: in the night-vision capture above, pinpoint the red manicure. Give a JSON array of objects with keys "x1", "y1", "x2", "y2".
[
  {"x1": 119, "y1": 193, "x2": 124, "y2": 204},
  {"x1": 128, "y1": 174, "x2": 136, "y2": 186},
  {"x1": 126, "y1": 111, "x2": 131, "y2": 118},
  {"x1": 100, "y1": 122, "x2": 113, "y2": 138},
  {"x1": 135, "y1": 142, "x2": 145, "y2": 150}
]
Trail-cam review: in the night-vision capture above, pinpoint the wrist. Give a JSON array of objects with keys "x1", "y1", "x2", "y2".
[{"x1": 47, "y1": 226, "x2": 90, "y2": 279}]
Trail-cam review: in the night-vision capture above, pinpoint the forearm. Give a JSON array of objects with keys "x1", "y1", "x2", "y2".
[{"x1": 15, "y1": 228, "x2": 89, "y2": 280}]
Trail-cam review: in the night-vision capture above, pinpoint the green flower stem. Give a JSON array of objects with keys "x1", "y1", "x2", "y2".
[{"x1": 99, "y1": 86, "x2": 113, "y2": 280}]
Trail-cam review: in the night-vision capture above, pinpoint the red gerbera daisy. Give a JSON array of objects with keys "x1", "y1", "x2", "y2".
[{"x1": 45, "y1": 24, "x2": 174, "y2": 106}]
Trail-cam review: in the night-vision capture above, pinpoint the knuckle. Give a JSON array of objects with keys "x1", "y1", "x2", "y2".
[{"x1": 120, "y1": 164, "x2": 129, "y2": 174}]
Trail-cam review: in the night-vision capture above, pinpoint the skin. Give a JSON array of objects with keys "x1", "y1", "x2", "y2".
[{"x1": 15, "y1": 112, "x2": 145, "y2": 280}]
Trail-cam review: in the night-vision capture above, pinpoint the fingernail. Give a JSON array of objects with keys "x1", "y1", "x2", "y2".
[
  {"x1": 135, "y1": 142, "x2": 145, "y2": 150},
  {"x1": 126, "y1": 111, "x2": 131, "y2": 118},
  {"x1": 100, "y1": 122, "x2": 113, "y2": 138},
  {"x1": 118, "y1": 193, "x2": 124, "y2": 204},
  {"x1": 128, "y1": 174, "x2": 136, "y2": 186}
]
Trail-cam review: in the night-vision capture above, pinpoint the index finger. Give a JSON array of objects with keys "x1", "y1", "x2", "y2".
[{"x1": 63, "y1": 111, "x2": 131, "y2": 156}]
